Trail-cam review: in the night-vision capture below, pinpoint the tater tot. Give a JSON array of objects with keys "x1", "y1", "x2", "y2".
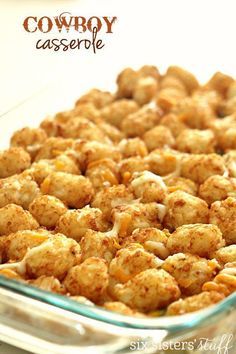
[
  {"x1": 53, "y1": 109, "x2": 74, "y2": 124},
  {"x1": 193, "y1": 90, "x2": 222, "y2": 111},
  {"x1": 80, "y1": 230, "x2": 118, "y2": 263},
  {"x1": 164, "y1": 191, "x2": 209, "y2": 230},
  {"x1": 101, "y1": 99, "x2": 139, "y2": 128},
  {"x1": 85, "y1": 158, "x2": 119, "y2": 190},
  {"x1": 157, "y1": 75, "x2": 187, "y2": 112},
  {"x1": 60, "y1": 117, "x2": 109, "y2": 144},
  {"x1": 56, "y1": 207, "x2": 106, "y2": 241},
  {"x1": 143, "y1": 126, "x2": 175, "y2": 151},
  {"x1": 119, "y1": 157, "x2": 150, "y2": 183},
  {"x1": 130, "y1": 171, "x2": 167, "y2": 203},
  {"x1": 123, "y1": 228, "x2": 169, "y2": 259},
  {"x1": 29, "y1": 195, "x2": 67, "y2": 229},
  {"x1": 63, "y1": 257, "x2": 108, "y2": 302},
  {"x1": 2, "y1": 229, "x2": 50, "y2": 262},
  {"x1": 0, "y1": 174, "x2": 40, "y2": 209},
  {"x1": 205, "y1": 72, "x2": 234, "y2": 97},
  {"x1": 76, "y1": 89, "x2": 114, "y2": 109},
  {"x1": 40, "y1": 172, "x2": 94, "y2": 208},
  {"x1": 138, "y1": 65, "x2": 160, "y2": 81},
  {"x1": 209, "y1": 197, "x2": 236, "y2": 245},
  {"x1": 116, "y1": 67, "x2": 139, "y2": 98},
  {"x1": 146, "y1": 149, "x2": 181, "y2": 176},
  {"x1": 10, "y1": 127, "x2": 47, "y2": 159},
  {"x1": 218, "y1": 97, "x2": 236, "y2": 116},
  {"x1": 121, "y1": 105, "x2": 161, "y2": 137},
  {"x1": 103, "y1": 301, "x2": 144, "y2": 317},
  {"x1": 112, "y1": 203, "x2": 164, "y2": 238},
  {"x1": 118, "y1": 138, "x2": 148, "y2": 158},
  {"x1": 166, "y1": 66, "x2": 199, "y2": 94},
  {"x1": 212, "y1": 245, "x2": 236, "y2": 265},
  {"x1": 24, "y1": 235, "x2": 81, "y2": 280},
  {"x1": 157, "y1": 87, "x2": 186, "y2": 112},
  {"x1": 0, "y1": 269, "x2": 23, "y2": 280},
  {"x1": 176, "y1": 129, "x2": 216, "y2": 154},
  {"x1": 98, "y1": 121, "x2": 124, "y2": 143},
  {"x1": 173, "y1": 97, "x2": 215, "y2": 129},
  {"x1": 133, "y1": 76, "x2": 158, "y2": 105},
  {"x1": 160, "y1": 75, "x2": 186, "y2": 92},
  {"x1": 0, "y1": 147, "x2": 31, "y2": 178},
  {"x1": 28, "y1": 276, "x2": 66, "y2": 294},
  {"x1": 0, "y1": 204, "x2": 39, "y2": 236},
  {"x1": 199, "y1": 175, "x2": 236, "y2": 204},
  {"x1": 109, "y1": 244, "x2": 163, "y2": 283},
  {"x1": 79, "y1": 141, "x2": 121, "y2": 170},
  {"x1": 73, "y1": 102, "x2": 101, "y2": 123},
  {"x1": 163, "y1": 253, "x2": 220, "y2": 295},
  {"x1": 160, "y1": 113, "x2": 187, "y2": 138},
  {"x1": 166, "y1": 291, "x2": 225, "y2": 316},
  {"x1": 40, "y1": 117, "x2": 62, "y2": 137},
  {"x1": 205, "y1": 262, "x2": 236, "y2": 296},
  {"x1": 114, "y1": 269, "x2": 180, "y2": 312},
  {"x1": 209, "y1": 116, "x2": 236, "y2": 142},
  {"x1": 91, "y1": 185, "x2": 134, "y2": 220},
  {"x1": 35, "y1": 137, "x2": 74, "y2": 161},
  {"x1": 167, "y1": 224, "x2": 225, "y2": 257},
  {"x1": 117, "y1": 66, "x2": 159, "y2": 100},
  {"x1": 30, "y1": 154, "x2": 80, "y2": 185},
  {"x1": 166, "y1": 176, "x2": 198, "y2": 196},
  {"x1": 70, "y1": 295, "x2": 94, "y2": 306},
  {"x1": 52, "y1": 153, "x2": 80, "y2": 174},
  {"x1": 227, "y1": 81, "x2": 236, "y2": 99},
  {"x1": 181, "y1": 154, "x2": 226, "y2": 184},
  {"x1": 218, "y1": 127, "x2": 236, "y2": 151},
  {"x1": 224, "y1": 150, "x2": 236, "y2": 178}
]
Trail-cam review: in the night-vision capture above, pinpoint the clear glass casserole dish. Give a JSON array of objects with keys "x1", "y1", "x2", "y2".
[{"x1": 0, "y1": 81, "x2": 235, "y2": 354}]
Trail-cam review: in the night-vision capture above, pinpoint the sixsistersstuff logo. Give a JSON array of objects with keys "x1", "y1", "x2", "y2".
[{"x1": 22, "y1": 12, "x2": 117, "y2": 53}]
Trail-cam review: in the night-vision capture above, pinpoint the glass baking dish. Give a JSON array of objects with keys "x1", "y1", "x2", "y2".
[{"x1": 0, "y1": 81, "x2": 235, "y2": 354}]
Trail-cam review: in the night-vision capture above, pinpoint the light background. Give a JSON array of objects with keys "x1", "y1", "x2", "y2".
[{"x1": 0, "y1": 0, "x2": 236, "y2": 117}]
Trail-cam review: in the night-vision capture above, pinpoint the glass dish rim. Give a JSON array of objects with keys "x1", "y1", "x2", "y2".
[{"x1": 0, "y1": 276, "x2": 235, "y2": 332}]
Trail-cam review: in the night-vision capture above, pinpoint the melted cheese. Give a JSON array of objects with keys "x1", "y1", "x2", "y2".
[
  {"x1": 0, "y1": 239, "x2": 53, "y2": 275},
  {"x1": 156, "y1": 204, "x2": 166, "y2": 222},
  {"x1": 220, "y1": 267, "x2": 236, "y2": 276},
  {"x1": 131, "y1": 171, "x2": 167, "y2": 190},
  {"x1": 162, "y1": 157, "x2": 182, "y2": 181},
  {"x1": 229, "y1": 161, "x2": 236, "y2": 177},
  {"x1": 0, "y1": 259, "x2": 26, "y2": 275},
  {"x1": 144, "y1": 241, "x2": 169, "y2": 259},
  {"x1": 223, "y1": 168, "x2": 229, "y2": 178}
]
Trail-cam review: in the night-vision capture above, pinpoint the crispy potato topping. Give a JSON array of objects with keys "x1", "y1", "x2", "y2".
[{"x1": 0, "y1": 65, "x2": 235, "y2": 317}]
